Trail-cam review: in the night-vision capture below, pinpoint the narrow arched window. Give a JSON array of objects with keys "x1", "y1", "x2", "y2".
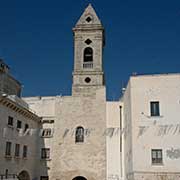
[
  {"x1": 75, "y1": 126, "x2": 84, "y2": 143},
  {"x1": 84, "y1": 47, "x2": 93, "y2": 62}
]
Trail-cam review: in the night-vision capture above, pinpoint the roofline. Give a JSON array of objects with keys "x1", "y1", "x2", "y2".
[
  {"x1": 0, "y1": 59, "x2": 10, "y2": 69},
  {"x1": 0, "y1": 96, "x2": 42, "y2": 122},
  {"x1": 130, "y1": 72, "x2": 180, "y2": 78},
  {"x1": 7, "y1": 73, "x2": 22, "y2": 86}
]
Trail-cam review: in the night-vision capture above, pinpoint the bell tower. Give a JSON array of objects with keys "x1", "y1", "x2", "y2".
[
  {"x1": 51, "y1": 5, "x2": 107, "y2": 180},
  {"x1": 72, "y1": 4, "x2": 105, "y2": 96}
]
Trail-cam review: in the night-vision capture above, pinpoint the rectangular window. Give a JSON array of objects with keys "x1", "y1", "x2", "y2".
[
  {"x1": 17, "y1": 120, "x2": 22, "y2": 129},
  {"x1": 24, "y1": 124, "x2": 29, "y2": 132},
  {"x1": 42, "y1": 120, "x2": 54, "y2": 124},
  {"x1": 5, "y1": 142, "x2": 12, "y2": 156},
  {"x1": 8, "y1": 116, "x2": 13, "y2": 126},
  {"x1": 150, "y1": 101, "x2": 160, "y2": 116},
  {"x1": 41, "y1": 128, "x2": 53, "y2": 138},
  {"x1": 40, "y1": 176, "x2": 49, "y2": 180},
  {"x1": 41, "y1": 148, "x2": 50, "y2": 159},
  {"x1": 23, "y1": 145, "x2": 28, "y2": 158},
  {"x1": 15, "y1": 144, "x2": 20, "y2": 157},
  {"x1": 152, "y1": 149, "x2": 163, "y2": 164}
]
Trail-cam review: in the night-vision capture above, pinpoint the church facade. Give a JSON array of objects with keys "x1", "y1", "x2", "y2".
[{"x1": 0, "y1": 4, "x2": 180, "y2": 180}]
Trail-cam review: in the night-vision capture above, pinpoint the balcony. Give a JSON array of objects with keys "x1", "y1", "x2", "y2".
[
  {"x1": 83, "y1": 62, "x2": 93, "y2": 69},
  {"x1": 0, "y1": 174, "x2": 18, "y2": 180}
]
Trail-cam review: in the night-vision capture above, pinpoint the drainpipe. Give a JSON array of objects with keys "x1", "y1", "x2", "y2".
[{"x1": 119, "y1": 105, "x2": 123, "y2": 179}]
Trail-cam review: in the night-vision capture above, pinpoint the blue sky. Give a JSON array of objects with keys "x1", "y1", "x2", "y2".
[{"x1": 0, "y1": 0, "x2": 179, "y2": 100}]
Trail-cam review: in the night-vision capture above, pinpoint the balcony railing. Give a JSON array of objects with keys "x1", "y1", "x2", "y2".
[
  {"x1": 83, "y1": 62, "x2": 93, "y2": 69},
  {"x1": 0, "y1": 174, "x2": 18, "y2": 180}
]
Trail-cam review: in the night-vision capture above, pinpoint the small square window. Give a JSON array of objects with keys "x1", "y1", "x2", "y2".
[
  {"x1": 8, "y1": 116, "x2": 13, "y2": 126},
  {"x1": 152, "y1": 149, "x2": 163, "y2": 165},
  {"x1": 41, "y1": 148, "x2": 50, "y2": 159},
  {"x1": 17, "y1": 120, "x2": 22, "y2": 129},
  {"x1": 42, "y1": 120, "x2": 54, "y2": 124},
  {"x1": 41, "y1": 128, "x2": 53, "y2": 138},
  {"x1": 150, "y1": 101, "x2": 160, "y2": 116},
  {"x1": 86, "y1": 16, "x2": 92, "y2": 23},
  {"x1": 85, "y1": 39, "x2": 92, "y2": 45},
  {"x1": 40, "y1": 176, "x2": 49, "y2": 180}
]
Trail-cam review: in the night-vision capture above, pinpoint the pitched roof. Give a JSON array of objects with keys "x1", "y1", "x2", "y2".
[{"x1": 74, "y1": 4, "x2": 103, "y2": 29}]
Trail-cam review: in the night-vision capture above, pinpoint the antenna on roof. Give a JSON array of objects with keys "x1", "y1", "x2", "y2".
[
  {"x1": 121, "y1": 81, "x2": 126, "y2": 95},
  {"x1": 132, "y1": 72, "x2": 138, "y2": 76}
]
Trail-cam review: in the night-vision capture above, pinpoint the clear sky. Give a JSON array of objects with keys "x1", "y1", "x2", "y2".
[{"x1": 0, "y1": 0, "x2": 179, "y2": 100}]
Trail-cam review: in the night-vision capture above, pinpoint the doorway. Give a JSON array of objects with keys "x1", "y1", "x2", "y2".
[
  {"x1": 18, "y1": 171, "x2": 30, "y2": 180},
  {"x1": 72, "y1": 176, "x2": 87, "y2": 180}
]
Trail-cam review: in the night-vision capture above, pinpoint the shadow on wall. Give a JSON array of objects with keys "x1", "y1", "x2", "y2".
[
  {"x1": 17, "y1": 122, "x2": 49, "y2": 180},
  {"x1": 34, "y1": 122, "x2": 49, "y2": 180}
]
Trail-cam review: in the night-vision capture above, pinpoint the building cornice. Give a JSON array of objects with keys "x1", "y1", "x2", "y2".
[{"x1": 0, "y1": 96, "x2": 42, "y2": 122}]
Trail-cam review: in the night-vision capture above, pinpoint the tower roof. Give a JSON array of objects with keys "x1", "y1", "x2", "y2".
[{"x1": 74, "y1": 4, "x2": 103, "y2": 30}]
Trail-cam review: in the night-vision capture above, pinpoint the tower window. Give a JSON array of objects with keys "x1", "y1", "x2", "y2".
[
  {"x1": 75, "y1": 126, "x2": 84, "y2": 143},
  {"x1": 86, "y1": 16, "x2": 92, "y2": 23},
  {"x1": 84, "y1": 47, "x2": 93, "y2": 62},
  {"x1": 85, "y1": 39, "x2": 92, "y2": 45},
  {"x1": 85, "y1": 77, "x2": 91, "y2": 83}
]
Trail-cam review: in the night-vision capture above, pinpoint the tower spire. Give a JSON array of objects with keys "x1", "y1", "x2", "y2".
[{"x1": 74, "y1": 4, "x2": 103, "y2": 29}]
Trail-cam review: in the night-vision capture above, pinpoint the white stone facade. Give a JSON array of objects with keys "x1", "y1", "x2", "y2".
[
  {"x1": 0, "y1": 95, "x2": 41, "y2": 180},
  {"x1": 123, "y1": 74, "x2": 180, "y2": 180}
]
